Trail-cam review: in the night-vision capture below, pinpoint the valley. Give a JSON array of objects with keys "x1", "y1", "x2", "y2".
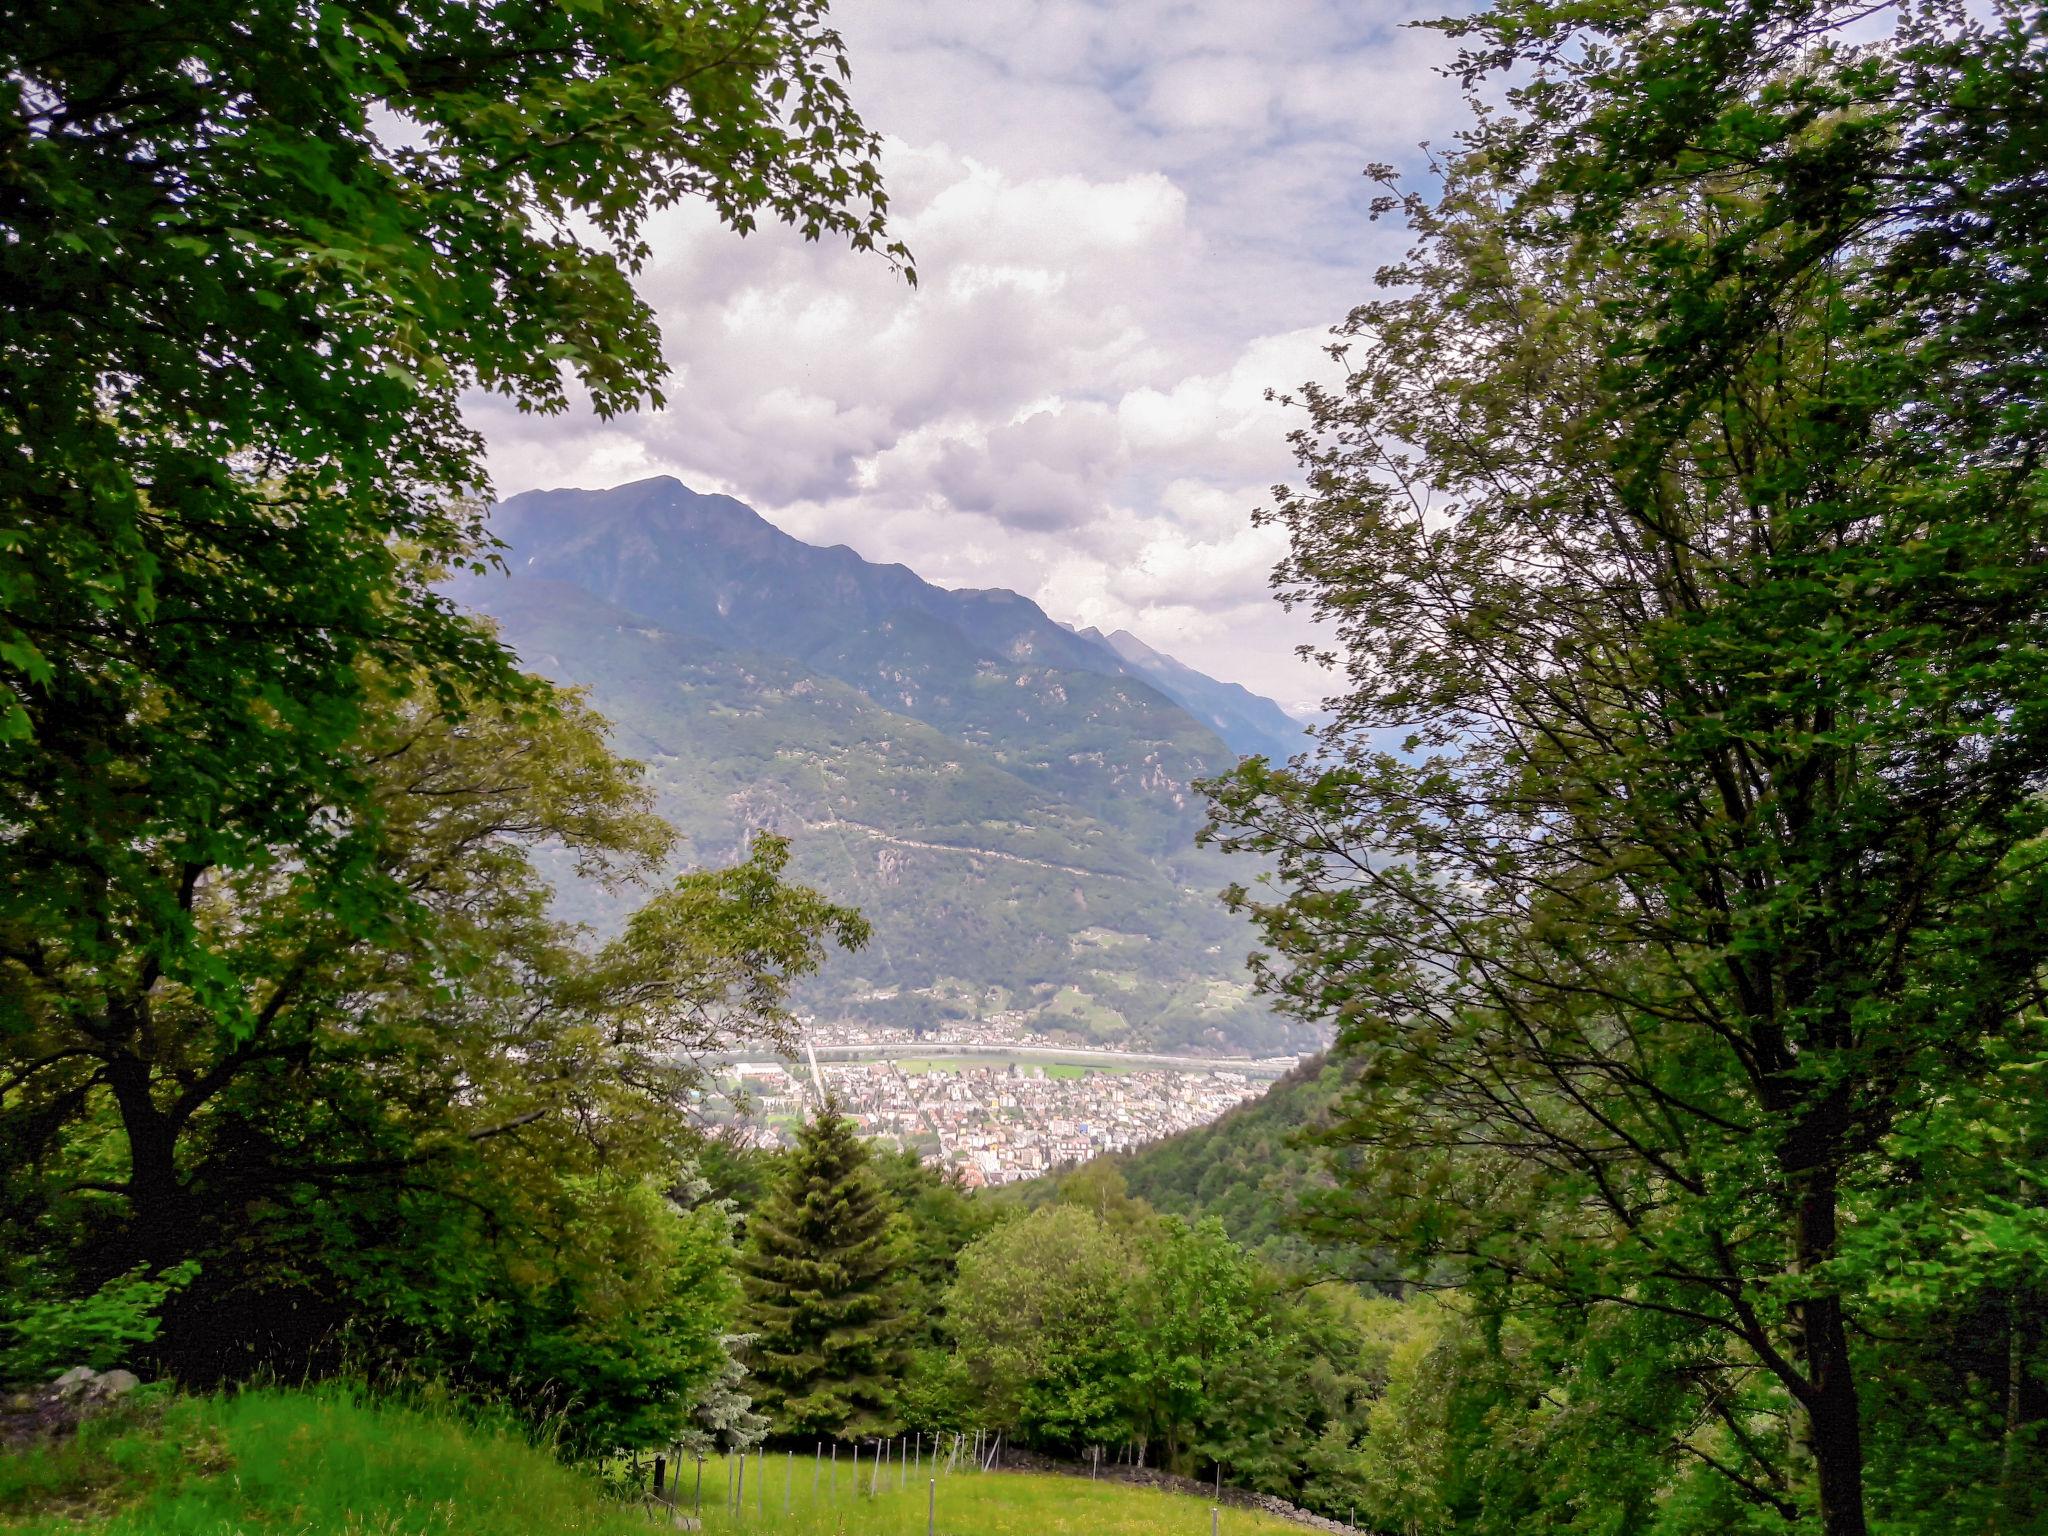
[
  {"x1": 456, "y1": 476, "x2": 1319, "y2": 1059},
  {"x1": 706, "y1": 1019, "x2": 1290, "y2": 1185}
]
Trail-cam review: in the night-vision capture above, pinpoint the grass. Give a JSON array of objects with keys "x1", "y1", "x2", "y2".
[
  {"x1": 678, "y1": 1450, "x2": 1301, "y2": 1536},
  {"x1": 1, "y1": 1394, "x2": 1302, "y2": 1536},
  {"x1": 0, "y1": 1386, "x2": 657, "y2": 1536}
]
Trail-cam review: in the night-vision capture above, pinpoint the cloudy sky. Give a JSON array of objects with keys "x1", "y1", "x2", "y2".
[{"x1": 474, "y1": 2, "x2": 1468, "y2": 714}]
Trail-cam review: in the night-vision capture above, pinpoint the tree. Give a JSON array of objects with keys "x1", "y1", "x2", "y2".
[
  {"x1": 738, "y1": 1102, "x2": 909, "y2": 1437},
  {"x1": 1, "y1": 0, "x2": 909, "y2": 1157},
  {"x1": 677, "y1": 1335, "x2": 771, "y2": 1458},
  {"x1": 1204, "y1": 4, "x2": 2048, "y2": 1531},
  {"x1": 1120, "y1": 1217, "x2": 1265, "y2": 1475},
  {"x1": 875, "y1": 1147, "x2": 1001, "y2": 1345},
  {"x1": 946, "y1": 1203, "x2": 1135, "y2": 1452},
  {"x1": 0, "y1": 668, "x2": 867, "y2": 1443}
]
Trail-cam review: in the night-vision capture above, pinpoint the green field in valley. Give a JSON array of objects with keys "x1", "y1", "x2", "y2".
[{"x1": 680, "y1": 1451, "x2": 1301, "y2": 1536}]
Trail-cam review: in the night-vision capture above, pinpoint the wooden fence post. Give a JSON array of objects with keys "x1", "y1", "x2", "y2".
[{"x1": 928, "y1": 1477, "x2": 936, "y2": 1536}]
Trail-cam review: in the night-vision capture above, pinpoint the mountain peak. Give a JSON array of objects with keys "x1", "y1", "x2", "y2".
[
  {"x1": 484, "y1": 480, "x2": 1302, "y2": 761},
  {"x1": 456, "y1": 478, "x2": 1319, "y2": 1056}
]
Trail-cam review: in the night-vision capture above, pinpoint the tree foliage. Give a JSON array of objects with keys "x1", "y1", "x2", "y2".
[
  {"x1": 1, "y1": 670, "x2": 866, "y2": 1451},
  {"x1": 0, "y1": 0, "x2": 908, "y2": 1125},
  {"x1": 738, "y1": 1103, "x2": 910, "y2": 1437},
  {"x1": 1204, "y1": 3, "x2": 2048, "y2": 1532},
  {"x1": 946, "y1": 1203, "x2": 1136, "y2": 1450},
  {"x1": 936, "y1": 1179, "x2": 1425, "y2": 1523}
]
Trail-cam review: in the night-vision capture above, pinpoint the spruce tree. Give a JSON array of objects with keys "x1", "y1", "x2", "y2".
[{"x1": 739, "y1": 1101, "x2": 909, "y2": 1436}]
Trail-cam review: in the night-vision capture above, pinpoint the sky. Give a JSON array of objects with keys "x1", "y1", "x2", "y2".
[{"x1": 473, "y1": 2, "x2": 1470, "y2": 715}]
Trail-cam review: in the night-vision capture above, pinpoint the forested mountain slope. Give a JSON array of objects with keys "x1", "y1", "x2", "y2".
[
  {"x1": 1114, "y1": 1053, "x2": 1357, "y2": 1266},
  {"x1": 458, "y1": 479, "x2": 1315, "y2": 1053}
]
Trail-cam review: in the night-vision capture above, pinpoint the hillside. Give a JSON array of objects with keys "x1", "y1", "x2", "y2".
[
  {"x1": 0, "y1": 1389, "x2": 656, "y2": 1536},
  {"x1": 1113, "y1": 1054, "x2": 1362, "y2": 1268},
  {"x1": 459, "y1": 479, "x2": 1317, "y2": 1054},
  {"x1": 0, "y1": 1390, "x2": 1304, "y2": 1536}
]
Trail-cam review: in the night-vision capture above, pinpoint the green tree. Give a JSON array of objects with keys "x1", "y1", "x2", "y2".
[
  {"x1": 1, "y1": 670, "x2": 866, "y2": 1444},
  {"x1": 738, "y1": 1103, "x2": 909, "y2": 1437},
  {"x1": 945, "y1": 1203, "x2": 1135, "y2": 1452},
  {"x1": 1121, "y1": 1216, "x2": 1264, "y2": 1475},
  {"x1": 1, "y1": 0, "x2": 908, "y2": 1178},
  {"x1": 875, "y1": 1147, "x2": 1001, "y2": 1346},
  {"x1": 1204, "y1": 4, "x2": 2048, "y2": 1532}
]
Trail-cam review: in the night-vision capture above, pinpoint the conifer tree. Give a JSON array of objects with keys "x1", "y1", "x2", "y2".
[{"x1": 739, "y1": 1101, "x2": 909, "y2": 1436}]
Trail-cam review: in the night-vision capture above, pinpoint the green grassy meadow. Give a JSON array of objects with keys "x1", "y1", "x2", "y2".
[
  {"x1": 0, "y1": 1388, "x2": 653, "y2": 1536},
  {"x1": 0, "y1": 1392, "x2": 1302, "y2": 1536},
  {"x1": 682, "y1": 1450, "x2": 1302, "y2": 1536}
]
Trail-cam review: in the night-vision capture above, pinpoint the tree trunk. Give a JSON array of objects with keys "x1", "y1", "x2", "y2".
[
  {"x1": 1795, "y1": 1170, "x2": 1869, "y2": 1536},
  {"x1": 103, "y1": 1051, "x2": 191, "y2": 1268}
]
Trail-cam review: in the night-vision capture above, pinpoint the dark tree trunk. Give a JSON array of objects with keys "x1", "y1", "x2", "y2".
[
  {"x1": 1795, "y1": 1170, "x2": 1868, "y2": 1536},
  {"x1": 103, "y1": 1051, "x2": 192, "y2": 1268}
]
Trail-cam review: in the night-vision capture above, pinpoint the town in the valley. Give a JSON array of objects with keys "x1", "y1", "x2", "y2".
[{"x1": 708, "y1": 1019, "x2": 1295, "y2": 1186}]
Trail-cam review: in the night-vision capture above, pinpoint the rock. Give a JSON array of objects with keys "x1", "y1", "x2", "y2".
[
  {"x1": 49, "y1": 1367, "x2": 97, "y2": 1400},
  {"x1": 3, "y1": 1367, "x2": 147, "y2": 1448}
]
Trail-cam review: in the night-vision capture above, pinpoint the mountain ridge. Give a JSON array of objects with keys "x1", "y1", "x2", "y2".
[
  {"x1": 493, "y1": 477, "x2": 1302, "y2": 761},
  {"x1": 460, "y1": 477, "x2": 1316, "y2": 1056}
]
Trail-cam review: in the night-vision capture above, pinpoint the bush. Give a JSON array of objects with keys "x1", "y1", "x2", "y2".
[{"x1": 0, "y1": 1263, "x2": 197, "y2": 1387}]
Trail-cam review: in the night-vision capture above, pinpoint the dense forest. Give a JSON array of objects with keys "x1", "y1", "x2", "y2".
[
  {"x1": 5, "y1": 0, "x2": 2048, "y2": 1534},
  {"x1": 698, "y1": 1115, "x2": 1442, "y2": 1526},
  {"x1": 1114, "y1": 1055, "x2": 1355, "y2": 1268}
]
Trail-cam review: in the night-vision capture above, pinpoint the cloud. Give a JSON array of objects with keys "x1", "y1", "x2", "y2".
[{"x1": 472, "y1": 0, "x2": 1465, "y2": 706}]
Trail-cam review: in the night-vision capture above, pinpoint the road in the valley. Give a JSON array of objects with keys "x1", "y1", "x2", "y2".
[{"x1": 713, "y1": 1041, "x2": 1299, "y2": 1080}]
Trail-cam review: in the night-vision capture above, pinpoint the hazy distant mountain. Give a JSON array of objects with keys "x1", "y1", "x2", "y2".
[
  {"x1": 1076, "y1": 626, "x2": 1305, "y2": 763},
  {"x1": 458, "y1": 477, "x2": 1317, "y2": 1056},
  {"x1": 491, "y1": 476, "x2": 1130, "y2": 680}
]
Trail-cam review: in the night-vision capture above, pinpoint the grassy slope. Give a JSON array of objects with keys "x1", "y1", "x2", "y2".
[
  {"x1": 0, "y1": 1388, "x2": 654, "y2": 1536},
  {"x1": 684, "y1": 1451, "x2": 1300, "y2": 1536},
  {"x1": 2, "y1": 1393, "x2": 1301, "y2": 1536}
]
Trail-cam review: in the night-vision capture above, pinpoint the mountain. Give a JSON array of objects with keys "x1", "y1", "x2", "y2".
[
  {"x1": 459, "y1": 477, "x2": 1317, "y2": 1056},
  {"x1": 1114, "y1": 1052, "x2": 1355, "y2": 1267},
  {"x1": 1077, "y1": 626, "x2": 1305, "y2": 763},
  {"x1": 491, "y1": 477, "x2": 1130, "y2": 680}
]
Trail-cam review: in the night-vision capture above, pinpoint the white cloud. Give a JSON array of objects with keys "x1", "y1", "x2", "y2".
[{"x1": 472, "y1": 0, "x2": 1464, "y2": 706}]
